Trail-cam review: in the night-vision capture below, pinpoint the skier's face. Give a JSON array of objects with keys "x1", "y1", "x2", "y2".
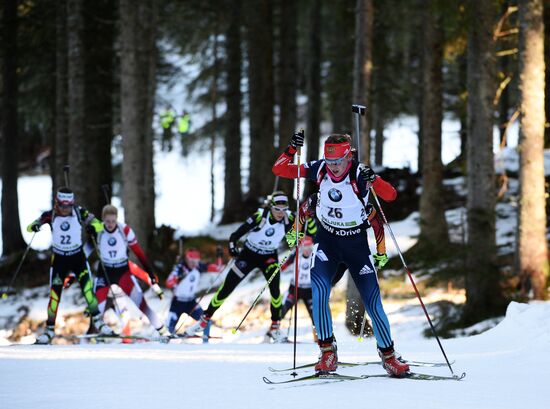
[
  {"x1": 186, "y1": 256, "x2": 200, "y2": 269},
  {"x1": 103, "y1": 214, "x2": 117, "y2": 231},
  {"x1": 326, "y1": 155, "x2": 351, "y2": 177},
  {"x1": 302, "y1": 245, "x2": 313, "y2": 257},
  {"x1": 56, "y1": 204, "x2": 72, "y2": 216},
  {"x1": 270, "y1": 205, "x2": 287, "y2": 221}
]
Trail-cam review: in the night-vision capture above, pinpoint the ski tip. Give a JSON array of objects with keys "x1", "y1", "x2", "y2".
[
  {"x1": 455, "y1": 372, "x2": 466, "y2": 380},
  {"x1": 262, "y1": 377, "x2": 274, "y2": 384}
]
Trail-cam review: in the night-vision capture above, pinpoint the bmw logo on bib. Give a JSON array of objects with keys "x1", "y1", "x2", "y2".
[
  {"x1": 60, "y1": 221, "x2": 70, "y2": 231},
  {"x1": 265, "y1": 228, "x2": 275, "y2": 237},
  {"x1": 328, "y1": 188, "x2": 343, "y2": 202},
  {"x1": 108, "y1": 237, "x2": 117, "y2": 246}
]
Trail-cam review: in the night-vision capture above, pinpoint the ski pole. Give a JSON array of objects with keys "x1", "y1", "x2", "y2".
[
  {"x1": 370, "y1": 188, "x2": 456, "y2": 376},
  {"x1": 231, "y1": 253, "x2": 291, "y2": 334},
  {"x1": 174, "y1": 258, "x2": 233, "y2": 334},
  {"x1": 351, "y1": 104, "x2": 369, "y2": 338},
  {"x1": 1, "y1": 233, "x2": 36, "y2": 299},
  {"x1": 292, "y1": 133, "x2": 303, "y2": 371},
  {"x1": 357, "y1": 314, "x2": 369, "y2": 341}
]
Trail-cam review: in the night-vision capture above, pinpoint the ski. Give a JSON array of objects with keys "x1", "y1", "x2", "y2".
[
  {"x1": 263, "y1": 371, "x2": 466, "y2": 384},
  {"x1": 75, "y1": 333, "x2": 171, "y2": 343},
  {"x1": 263, "y1": 373, "x2": 368, "y2": 384},
  {"x1": 268, "y1": 358, "x2": 454, "y2": 373}
]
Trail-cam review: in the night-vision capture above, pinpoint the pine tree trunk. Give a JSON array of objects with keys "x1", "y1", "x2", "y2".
[
  {"x1": 543, "y1": 3, "x2": 550, "y2": 148},
  {"x1": 353, "y1": 0, "x2": 373, "y2": 163},
  {"x1": 53, "y1": 0, "x2": 68, "y2": 195},
  {"x1": 1, "y1": 0, "x2": 27, "y2": 255},
  {"x1": 246, "y1": 0, "x2": 275, "y2": 201},
  {"x1": 463, "y1": 0, "x2": 504, "y2": 322},
  {"x1": 374, "y1": 105, "x2": 384, "y2": 166},
  {"x1": 120, "y1": 0, "x2": 157, "y2": 252},
  {"x1": 517, "y1": 0, "x2": 548, "y2": 300},
  {"x1": 305, "y1": 0, "x2": 322, "y2": 165},
  {"x1": 84, "y1": 0, "x2": 115, "y2": 215},
  {"x1": 418, "y1": 2, "x2": 449, "y2": 249},
  {"x1": 347, "y1": 0, "x2": 373, "y2": 333},
  {"x1": 277, "y1": 0, "x2": 298, "y2": 197},
  {"x1": 67, "y1": 0, "x2": 89, "y2": 203},
  {"x1": 221, "y1": 0, "x2": 243, "y2": 224}
]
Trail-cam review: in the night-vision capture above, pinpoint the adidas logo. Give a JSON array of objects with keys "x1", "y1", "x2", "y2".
[{"x1": 359, "y1": 264, "x2": 374, "y2": 275}]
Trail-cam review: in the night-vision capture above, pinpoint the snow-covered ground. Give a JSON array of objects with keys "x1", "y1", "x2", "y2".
[{"x1": 0, "y1": 292, "x2": 547, "y2": 409}]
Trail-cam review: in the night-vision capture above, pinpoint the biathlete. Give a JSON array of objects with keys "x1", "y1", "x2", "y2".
[
  {"x1": 27, "y1": 187, "x2": 113, "y2": 344},
  {"x1": 272, "y1": 132, "x2": 410, "y2": 377},
  {"x1": 93, "y1": 204, "x2": 169, "y2": 337},
  {"x1": 165, "y1": 248, "x2": 211, "y2": 340},
  {"x1": 185, "y1": 192, "x2": 299, "y2": 343}
]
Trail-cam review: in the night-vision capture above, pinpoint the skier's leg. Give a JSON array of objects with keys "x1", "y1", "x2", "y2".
[
  {"x1": 203, "y1": 256, "x2": 253, "y2": 318},
  {"x1": 119, "y1": 272, "x2": 164, "y2": 330},
  {"x1": 310, "y1": 241, "x2": 339, "y2": 342},
  {"x1": 263, "y1": 263, "x2": 282, "y2": 322},
  {"x1": 46, "y1": 261, "x2": 65, "y2": 327},
  {"x1": 73, "y1": 253, "x2": 113, "y2": 334},
  {"x1": 166, "y1": 298, "x2": 185, "y2": 334},
  {"x1": 280, "y1": 285, "x2": 296, "y2": 319},
  {"x1": 346, "y1": 249, "x2": 392, "y2": 349}
]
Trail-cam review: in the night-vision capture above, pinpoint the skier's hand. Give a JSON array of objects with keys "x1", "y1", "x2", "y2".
[
  {"x1": 359, "y1": 164, "x2": 376, "y2": 184},
  {"x1": 289, "y1": 130, "x2": 304, "y2": 149},
  {"x1": 228, "y1": 241, "x2": 240, "y2": 258},
  {"x1": 151, "y1": 283, "x2": 164, "y2": 300},
  {"x1": 27, "y1": 222, "x2": 41, "y2": 233},
  {"x1": 373, "y1": 253, "x2": 389, "y2": 269},
  {"x1": 285, "y1": 229, "x2": 304, "y2": 248}
]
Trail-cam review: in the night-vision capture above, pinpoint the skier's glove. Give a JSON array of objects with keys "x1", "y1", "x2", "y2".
[
  {"x1": 289, "y1": 130, "x2": 305, "y2": 149},
  {"x1": 228, "y1": 241, "x2": 240, "y2": 258},
  {"x1": 285, "y1": 229, "x2": 304, "y2": 248},
  {"x1": 27, "y1": 221, "x2": 41, "y2": 233},
  {"x1": 151, "y1": 283, "x2": 164, "y2": 300},
  {"x1": 373, "y1": 253, "x2": 389, "y2": 269},
  {"x1": 359, "y1": 164, "x2": 376, "y2": 184}
]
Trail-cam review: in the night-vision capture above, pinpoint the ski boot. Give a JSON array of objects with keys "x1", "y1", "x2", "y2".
[
  {"x1": 265, "y1": 321, "x2": 288, "y2": 343},
  {"x1": 156, "y1": 325, "x2": 171, "y2": 343},
  {"x1": 185, "y1": 314, "x2": 210, "y2": 337},
  {"x1": 378, "y1": 344, "x2": 410, "y2": 377},
  {"x1": 315, "y1": 337, "x2": 338, "y2": 373},
  {"x1": 92, "y1": 315, "x2": 115, "y2": 336},
  {"x1": 35, "y1": 325, "x2": 55, "y2": 345}
]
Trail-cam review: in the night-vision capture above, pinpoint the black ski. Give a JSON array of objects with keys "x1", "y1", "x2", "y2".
[
  {"x1": 263, "y1": 371, "x2": 466, "y2": 384},
  {"x1": 268, "y1": 358, "x2": 454, "y2": 373}
]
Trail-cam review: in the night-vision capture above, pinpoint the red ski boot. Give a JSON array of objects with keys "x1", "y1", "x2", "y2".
[
  {"x1": 314, "y1": 339, "x2": 338, "y2": 373},
  {"x1": 378, "y1": 345, "x2": 410, "y2": 377}
]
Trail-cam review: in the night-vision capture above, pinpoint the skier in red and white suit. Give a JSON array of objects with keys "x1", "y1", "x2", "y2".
[{"x1": 94, "y1": 204, "x2": 169, "y2": 336}]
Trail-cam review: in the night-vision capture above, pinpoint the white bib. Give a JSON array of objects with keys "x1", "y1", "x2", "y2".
[
  {"x1": 51, "y1": 210, "x2": 83, "y2": 253},
  {"x1": 316, "y1": 172, "x2": 368, "y2": 229},
  {"x1": 97, "y1": 224, "x2": 130, "y2": 267},
  {"x1": 245, "y1": 210, "x2": 287, "y2": 254},
  {"x1": 290, "y1": 252, "x2": 312, "y2": 288},
  {"x1": 172, "y1": 268, "x2": 200, "y2": 301}
]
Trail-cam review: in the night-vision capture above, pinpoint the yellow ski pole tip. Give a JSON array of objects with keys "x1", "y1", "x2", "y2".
[
  {"x1": 231, "y1": 329, "x2": 237, "y2": 334},
  {"x1": 1, "y1": 293, "x2": 7, "y2": 299},
  {"x1": 357, "y1": 336, "x2": 363, "y2": 342}
]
